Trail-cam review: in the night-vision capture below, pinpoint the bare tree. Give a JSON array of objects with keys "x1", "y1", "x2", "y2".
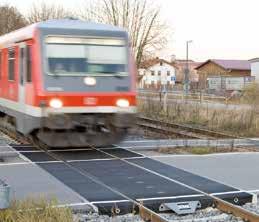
[
  {"x1": 80, "y1": 0, "x2": 168, "y2": 68},
  {"x1": 0, "y1": 5, "x2": 27, "y2": 35},
  {"x1": 26, "y1": 2, "x2": 73, "y2": 24}
]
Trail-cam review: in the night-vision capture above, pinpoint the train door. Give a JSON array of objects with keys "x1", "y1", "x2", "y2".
[{"x1": 19, "y1": 44, "x2": 27, "y2": 112}]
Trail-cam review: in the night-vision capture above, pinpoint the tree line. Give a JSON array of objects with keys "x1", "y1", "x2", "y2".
[{"x1": 0, "y1": 0, "x2": 168, "y2": 68}]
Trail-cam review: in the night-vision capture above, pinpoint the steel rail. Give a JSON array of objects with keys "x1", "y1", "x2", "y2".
[
  {"x1": 137, "y1": 121, "x2": 203, "y2": 139},
  {"x1": 138, "y1": 116, "x2": 238, "y2": 139}
]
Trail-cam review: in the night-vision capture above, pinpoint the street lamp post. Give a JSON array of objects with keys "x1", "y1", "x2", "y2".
[{"x1": 184, "y1": 40, "x2": 193, "y2": 97}]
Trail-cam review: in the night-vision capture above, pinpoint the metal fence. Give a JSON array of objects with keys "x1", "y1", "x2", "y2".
[{"x1": 137, "y1": 90, "x2": 226, "y2": 103}]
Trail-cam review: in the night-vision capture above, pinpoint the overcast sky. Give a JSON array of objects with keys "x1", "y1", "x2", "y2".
[{"x1": 4, "y1": 0, "x2": 259, "y2": 61}]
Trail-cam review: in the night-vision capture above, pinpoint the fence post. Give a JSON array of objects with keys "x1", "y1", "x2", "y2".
[
  {"x1": 163, "y1": 92, "x2": 168, "y2": 113},
  {"x1": 0, "y1": 180, "x2": 10, "y2": 209}
]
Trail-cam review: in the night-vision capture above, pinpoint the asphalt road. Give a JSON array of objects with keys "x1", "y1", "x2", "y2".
[{"x1": 140, "y1": 151, "x2": 259, "y2": 191}]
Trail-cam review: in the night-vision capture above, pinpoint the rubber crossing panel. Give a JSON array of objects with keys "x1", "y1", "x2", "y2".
[{"x1": 12, "y1": 145, "x2": 253, "y2": 213}]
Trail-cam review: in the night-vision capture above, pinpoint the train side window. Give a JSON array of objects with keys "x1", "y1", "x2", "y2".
[
  {"x1": 0, "y1": 51, "x2": 1, "y2": 79},
  {"x1": 26, "y1": 46, "x2": 32, "y2": 83},
  {"x1": 8, "y1": 49, "x2": 15, "y2": 81},
  {"x1": 20, "y1": 48, "x2": 24, "y2": 85}
]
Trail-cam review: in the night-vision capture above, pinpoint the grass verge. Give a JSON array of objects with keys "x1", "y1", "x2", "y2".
[
  {"x1": 138, "y1": 98, "x2": 259, "y2": 137},
  {"x1": 158, "y1": 146, "x2": 258, "y2": 155},
  {"x1": 0, "y1": 198, "x2": 73, "y2": 222}
]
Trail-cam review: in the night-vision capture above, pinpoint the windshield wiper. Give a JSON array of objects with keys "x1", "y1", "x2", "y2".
[
  {"x1": 113, "y1": 72, "x2": 127, "y2": 78},
  {"x1": 96, "y1": 71, "x2": 127, "y2": 78},
  {"x1": 114, "y1": 73, "x2": 124, "y2": 78}
]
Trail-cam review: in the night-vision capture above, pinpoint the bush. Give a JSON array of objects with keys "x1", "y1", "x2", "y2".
[
  {"x1": 242, "y1": 82, "x2": 259, "y2": 106},
  {"x1": 0, "y1": 198, "x2": 73, "y2": 222}
]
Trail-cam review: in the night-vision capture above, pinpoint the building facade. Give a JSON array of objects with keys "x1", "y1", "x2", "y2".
[
  {"x1": 250, "y1": 58, "x2": 259, "y2": 82},
  {"x1": 195, "y1": 59, "x2": 252, "y2": 93},
  {"x1": 172, "y1": 59, "x2": 201, "y2": 90},
  {"x1": 138, "y1": 58, "x2": 177, "y2": 90}
]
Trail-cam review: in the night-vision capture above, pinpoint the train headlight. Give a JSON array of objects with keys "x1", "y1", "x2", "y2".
[
  {"x1": 116, "y1": 99, "x2": 129, "y2": 108},
  {"x1": 84, "y1": 77, "x2": 96, "y2": 86},
  {"x1": 49, "y1": 99, "x2": 63, "y2": 109}
]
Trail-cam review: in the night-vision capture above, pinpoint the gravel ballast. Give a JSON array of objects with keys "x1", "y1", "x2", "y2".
[{"x1": 73, "y1": 198, "x2": 259, "y2": 222}]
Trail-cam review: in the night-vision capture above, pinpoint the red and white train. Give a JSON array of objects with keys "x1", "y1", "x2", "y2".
[{"x1": 0, "y1": 19, "x2": 137, "y2": 147}]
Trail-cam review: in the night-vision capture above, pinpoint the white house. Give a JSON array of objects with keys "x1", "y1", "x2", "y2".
[
  {"x1": 138, "y1": 58, "x2": 177, "y2": 89},
  {"x1": 250, "y1": 58, "x2": 259, "y2": 82}
]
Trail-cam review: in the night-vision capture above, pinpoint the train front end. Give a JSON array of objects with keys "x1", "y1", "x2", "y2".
[{"x1": 34, "y1": 20, "x2": 137, "y2": 147}]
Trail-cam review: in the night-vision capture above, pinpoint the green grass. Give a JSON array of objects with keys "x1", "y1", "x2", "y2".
[
  {"x1": 158, "y1": 146, "x2": 217, "y2": 155},
  {"x1": 0, "y1": 198, "x2": 73, "y2": 222},
  {"x1": 189, "y1": 147, "x2": 214, "y2": 155}
]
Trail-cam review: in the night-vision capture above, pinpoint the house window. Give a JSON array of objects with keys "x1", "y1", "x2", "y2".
[
  {"x1": 151, "y1": 71, "x2": 155, "y2": 76},
  {"x1": 167, "y1": 71, "x2": 170, "y2": 76},
  {"x1": 26, "y1": 46, "x2": 32, "y2": 83},
  {"x1": 158, "y1": 71, "x2": 161, "y2": 76},
  {"x1": 8, "y1": 49, "x2": 15, "y2": 81}
]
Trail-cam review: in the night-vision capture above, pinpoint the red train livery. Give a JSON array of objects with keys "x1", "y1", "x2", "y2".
[{"x1": 0, "y1": 19, "x2": 137, "y2": 147}]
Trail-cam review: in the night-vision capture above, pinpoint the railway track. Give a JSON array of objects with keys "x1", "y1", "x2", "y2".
[
  {"x1": 0, "y1": 126, "x2": 259, "y2": 221},
  {"x1": 0, "y1": 125, "x2": 169, "y2": 221},
  {"x1": 137, "y1": 116, "x2": 237, "y2": 139}
]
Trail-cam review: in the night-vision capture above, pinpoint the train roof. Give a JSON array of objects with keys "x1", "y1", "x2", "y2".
[
  {"x1": 37, "y1": 19, "x2": 126, "y2": 32},
  {"x1": 0, "y1": 19, "x2": 127, "y2": 47}
]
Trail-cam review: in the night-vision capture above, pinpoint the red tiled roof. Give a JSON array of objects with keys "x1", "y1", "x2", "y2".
[
  {"x1": 249, "y1": 58, "x2": 259, "y2": 62},
  {"x1": 195, "y1": 59, "x2": 251, "y2": 71},
  {"x1": 175, "y1": 61, "x2": 202, "y2": 69},
  {"x1": 139, "y1": 58, "x2": 178, "y2": 69},
  {"x1": 174, "y1": 59, "x2": 194, "y2": 63}
]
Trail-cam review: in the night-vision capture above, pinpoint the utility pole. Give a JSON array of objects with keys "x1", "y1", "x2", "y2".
[
  {"x1": 160, "y1": 67, "x2": 168, "y2": 113},
  {"x1": 184, "y1": 40, "x2": 193, "y2": 97}
]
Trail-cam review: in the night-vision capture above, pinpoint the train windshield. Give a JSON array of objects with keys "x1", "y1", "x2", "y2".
[{"x1": 45, "y1": 37, "x2": 128, "y2": 76}]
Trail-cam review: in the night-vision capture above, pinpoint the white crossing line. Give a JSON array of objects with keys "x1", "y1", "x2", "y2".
[
  {"x1": 137, "y1": 194, "x2": 204, "y2": 201},
  {"x1": 51, "y1": 148, "x2": 94, "y2": 152},
  {"x1": 124, "y1": 156, "x2": 145, "y2": 160},
  {"x1": 0, "y1": 151, "x2": 19, "y2": 154},
  {"x1": 70, "y1": 156, "x2": 144, "y2": 163},
  {"x1": 90, "y1": 199, "x2": 131, "y2": 204},
  {"x1": 18, "y1": 150, "x2": 43, "y2": 153},
  {"x1": 34, "y1": 160, "x2": 63, "y2": 164},
  {"x1": 211, "y1": 190, "x2": 247, "y2": 196},
  {"x1": 68, "y1": 158, "x2": 116, "y2": 163},
  {"x1": 50, "y1": 147, "x2": 117, "y2": 152},
  {"x1": 0, "y1": 162, "x2": 31, "y2": 166}
]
